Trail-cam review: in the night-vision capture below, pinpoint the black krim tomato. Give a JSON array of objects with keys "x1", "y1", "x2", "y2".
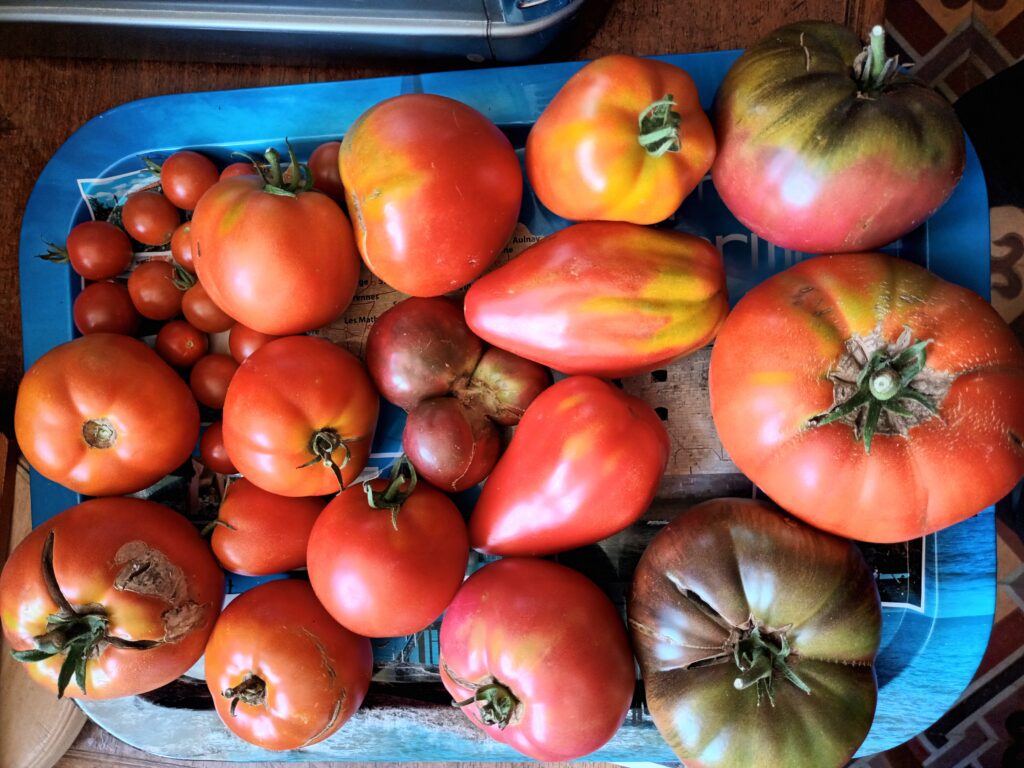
[{"x1": 629, "y1": 498, "x2": 882, "y2": 768}]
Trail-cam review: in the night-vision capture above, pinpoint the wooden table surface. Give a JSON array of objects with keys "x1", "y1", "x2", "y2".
[{"x1": 0, "y1": 1, "x2": 883, "y2": 766}]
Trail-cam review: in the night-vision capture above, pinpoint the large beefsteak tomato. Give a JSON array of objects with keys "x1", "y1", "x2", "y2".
[
  {"x1": 708, "y1": 252, "x2": 1024, "y2": 543},
  {"x1": 629, "y1": 498, "x2": 881, "y2": 768},
  {"x1": 14, "y1": 334, "x2": 199, "y2": 496},
  {"x1": 0, "y1": 498, "x2": 224, "y2": 699},
  {"x1": 469, "y1": 375, "x2": 669, "y2": 555},
  {"x1": 440, "y1": 557, "x2": 635, "y2": 761},
  {"x1": 339, "y1": 93, "x2": 522, "y2": 296},
  {"x1": 464, "y1": 221, "x2": 727, "y2": 378},
  {"x1": 526, "y1": 54, "x2": 715, "y2": 224},
  {"x1": 712, "y1": 21, "x2": 965, "y2": 253},
  {"x1": 222, "y1": 336, "x2": 379, "y2": 497}
]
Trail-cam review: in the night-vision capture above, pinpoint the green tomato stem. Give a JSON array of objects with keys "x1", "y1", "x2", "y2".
[{"x1": 637, "y1": 94, "x2": 682, "y2": 157}]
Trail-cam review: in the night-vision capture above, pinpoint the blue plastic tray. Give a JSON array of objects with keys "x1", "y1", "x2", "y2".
[{"x1": 18, "y1": 50, "x2": 994, "y2": 762}]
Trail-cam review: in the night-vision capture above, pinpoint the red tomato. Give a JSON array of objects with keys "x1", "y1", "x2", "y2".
[
  {"x1": 155, "y1": 319, "x2": 209, "y2": 368},
  {"x1": 339, "y1": 94, "x2": 522, "y2": 296},
  {"x1": 465, "y1": 221, "x2": 728, "y2": 377},
  {"x1": 0, "y1": 497, "x2": 223, "y2": 699},
  {"x1": 14, "y1": 334, "x2": 199, "y2": 496},
  {"x1": 203, "y1": 580, "x2": 372, "y2": 750},
  {"x1": 712, "y1": 22, "x2": 965, "y2": 252},
  {"x1": 122, "y1": 190, "x2": 179, "y2": 246},
  {"x1": 709, "y1": 252, "x2": 1024, "y2": 542},
  {"x1": 307, "y1": 458, "x2": 469, "y2": 637},
  {"x1": 307, "y1": 141, "x2": 345, "y2": 198},
  {"x1": 223, "y1": 336, "x2": 379, "y2": 496},
  {"x1": 526, "y1": 54, "x2": 715, "y2": 224},
  {"x1": 469, "y1": 376, "x2": 669, "y2": 556},
  {"x1": 61, "y1": 220, "x2": 133, "y2": 280},
  {"x1": 228, "y1": 323, "x2": 281, "y2": 363},
  {"x1": 170, "y1": 222, "x2": 196, "y2": 272},
  {"x1": 189, "y1": 353, "x2": 238, "y2": 409},
  {"x1": 440, "y1": 557, "x2": 635, "y2": 760},
  {"x1": 159, "y1": 150, "x2": 219, "y2": 211},
  {"x1": 182, "y1": 282, "x2": 235, "y2": 333},
  {"x1": 199, "y1": 421, "x2": 236, "y2": 475},
  {"x1": 191, "y1": 175, "x2": 360, "y2": 334},
  {"x1": 402, "y1": 397, "x2": 500, "y2": 492},
  {"x1": 220, "y1": 162, "x2": 258, "y2": 180},
  {"x1": 127, "y1": 260, "x2": 185, "y2": 320},
  {"x1": 210, "y1": 479, "x2": 323, "y2": 575},
  {"x1": 73, "y1": 281, "x2": 141, "y2": 336}
]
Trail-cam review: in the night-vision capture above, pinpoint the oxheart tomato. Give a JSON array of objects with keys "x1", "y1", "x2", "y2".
[
  {"x1": 222, "y1": 336, "x2": 379, "y2": 497},
  {"x1": 203, "y1": 579, "x2": 372, "y2": 750},
  {"x1": 629, "y1": 498, "x2": 881, "y2": 768},
  {"x1": 307, "y1": 458, "x2": 469, "y2": 637},
  {"x1": 191, "y1": 174, "x2": 360, "y2": 334},
  {"x1": 0, "y1": 497, "x2": 224, "y2": 699},
  {"x1": 14, "y1": 334, "x2": 199, "y2": 496},
  {"x1": 210, "y1": 478, "x2": 324, "y2": 576},
  {"x1": 469, "y1": 375, "x2": 669, "y2": 556},
  {"x1": 464, "y1": 221, "x2": 727, "y2": 378},
  {"x1": 439, "y1": 557, "x2": 635, "y2": 761},
  {"x1": 526, "y1": 54, "x2": 715, "y2": 224},
  {"x1": 339, "y1": 93, "x2": 522, "y2": 296},
  {"x1": 712, "y1": 21, "x2": 965, "y2": 253},
  {"x1": 708, "y1": 252, "x2": 1024, "y2": 543}
]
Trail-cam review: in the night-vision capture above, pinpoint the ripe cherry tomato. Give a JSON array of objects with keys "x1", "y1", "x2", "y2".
[
  {"x1": 199, "y1": 421, "x2": 236, "y2": 475},
  {"x1": 228, "y1": 323, "x2": 280, "y2": 363},
  {"x1": 340, "y1": 94, "x2": 522, "y2": 296},
  {"x1": 210, "y1": 478, "x2": 324, "y2": 575},
  {"x1": 14, "y1": 334, "x2": 199, "y2": 496},
  {"x1": 159, "y1": 150, "x2": 219, "y2": 211},
  {"x1": 61, "y1": 220, "x2": 133, "y2": 280},
  {"x1": 127, "y1": 260, "x2": 185, "y2": 320},
  {"x1": 182, "y1": 282, "x2": 235, "y2": 333},
  {"x1": 203, "y1": 580, "x2": 372, "y2": 750},
  {"x1": 307, "y1": 141, "x2": 344, "y2": 198},
  {"x1": 122, "y1": 190, "x2": 179, "y2": 246},
  {"x1": 189, "y1": 353, "x2": 238, "y2": 409},
  {"x1": 73, "y1": 281, "x2": 141, "y2": 336},
  {"x1": 170, "y1": 222, "x2": 196, "y2": 272},
  {"x1": 219, "y1": 161, "x2": 258, "y2": 180},
  {"x1": 155, "y1": 319, "x2": 209, "y2": 368},
  {"x1": 526, "y1": 54, "x2": 716, "y2": 224},
  {"x1": 307, "y1": 458, "x2": 469, "y2": 637},
  {"x1": 0, "y1": 497, "x2": 224, "y2": 699},
  {"x1": 440, "y1": 557, "x2": 635, "y2": 760},
  {"x1": 223, "y1": 336, "x2": 379, "y2": 497}
]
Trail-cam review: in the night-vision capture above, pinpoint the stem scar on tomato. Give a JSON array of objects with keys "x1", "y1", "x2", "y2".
[
  {"x1": 82, "y1": 418, "x2": 117, "y2": 449},
  {"x1": 296, "y1": 428, "x2": 367, "y2": 493},
  {"x1": 363, "y1": 455, "x2": 418, "y2": 530},
  {"x1": 637, "y1": 94, "x2": 683, "y2": 157},
  {"x1": 442, "y1": 657, "x2": 523, "y2": 730}
]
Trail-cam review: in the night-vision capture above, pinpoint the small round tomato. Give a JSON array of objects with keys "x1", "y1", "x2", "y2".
[
  {"x1": 61, "y1": 220, "x2": 133, "y2": 279},
  {"x1": 203, "y1": 580, "x2": 372, "y2": 750},
  {"x1": 127, "y1": 260, "x2": 185, "y2": 320},
  {"x1": 308, "y1": 141, "x2": 344, "y2": 198},
  {"x1": 170, "y1": 222, "x2": 196, "y2": 272},
  {"x1": 73, "y1": 281, "x2": 141, "y2": 336},
  {"x1": 155, "y1": 319, "x2": 209, "y2": 368},
  {"x1": 220, "y1": 161, "x2": 258, "y2": 180},
  {"x1": 159, "y1": 150, "x2": 219, "y2": 211},
  {"x1": 228, "y1": 323, "x2": 281, "y2": 363},
  {"x1": 440, "y1": 557, "x2": 635, "y2": 761},
  {"x1": 223, "y1": 336, "x2": 379, "y2": 497},
  {"x1": 189, "y1": 353, "x2": 238, "y2": 409},
  {"x1": 402, "y1": 398, "x2": 500, "y2": 492},
  {"x1": 199, "y1": 421, "x2": 236, "y2": 475},
  {"x1": 14, "y1": 334, "x2": 199, "y2": 496},
  {"x1": 307, "y1": 458, "x2": 469, "y2": 637},
  {"x1": 210, "y1": 478, "x2": 324, "y2": 575},
  {"x1": 182, "y1": 282, "x2": 235, "y2": 333},
  {"x1": 122, "y1": 190, "x2": 179, "y2": 246},
  {"x1": 0, "y1": 497, "x2": 224, "y2": 699}
]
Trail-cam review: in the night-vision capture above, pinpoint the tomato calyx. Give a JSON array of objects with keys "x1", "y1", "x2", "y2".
[
  {"x1": 298, "y1": 428, "x2": 365, "y2": 493},
  {"x1": 730, "y1": 623, "x2": 811, "y2": 707},
  {"x1": 807, "y1": 326, "x2": 952, "y2": 453},
  {"x1": 10, "y1": 531, "x2": 162, "y2": 698},
  {"x1": 363, "y1": 455, "x2": 418, "y2": 530},
  {"x1": 853, "y1": 25, "x2": 900, "y2": 97},
  {"x1": 171, "y1": 261, "x2": 197, "y2": 291},
  {"x1": 638, "y1": 94, "x2": 682, "y2": 157},
  {"x1": 451, "y1": 681, "x2": 521, "y2": 730},
  {"x1": 37, "y1": 241, "x2": 71, "y2": 265},
  {"x1": 260, "y1": 142, "x2": 312, "y2": 198},
  {"x1": 223, "y1": 672, "x2": 267, "y2": 716}
]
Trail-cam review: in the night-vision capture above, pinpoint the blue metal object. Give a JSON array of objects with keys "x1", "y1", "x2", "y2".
[{"x1": 18, "y1": 50, "x2": 994, "y2": 761}]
